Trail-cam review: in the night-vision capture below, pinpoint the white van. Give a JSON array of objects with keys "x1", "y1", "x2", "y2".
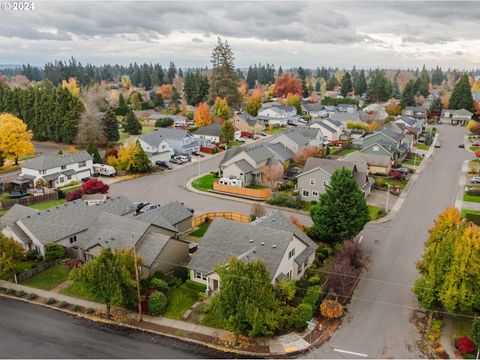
[
  {"x1": 218, "y1": 177, "x2": 243, "y2": 187},
  {"x1": 93, "y1": 164, "x2": 116, "y2": 177}
]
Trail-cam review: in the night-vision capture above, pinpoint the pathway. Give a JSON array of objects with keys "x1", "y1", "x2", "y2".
[{"x1": 50, "y1": 279, "x2": 73, "y2": 293}]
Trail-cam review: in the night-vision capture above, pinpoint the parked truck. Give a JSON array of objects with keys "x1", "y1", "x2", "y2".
[{"x1": 93, "y1": 164, "x2": 116, "y2": 177}]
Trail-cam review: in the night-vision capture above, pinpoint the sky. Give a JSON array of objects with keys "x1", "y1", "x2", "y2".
[{"x1": 1, "y1": 1, "x2": 479, "y2": 69}]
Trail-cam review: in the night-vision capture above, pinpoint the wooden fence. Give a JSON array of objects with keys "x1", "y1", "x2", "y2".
[
  {"x1": 0, "y1": 192, "x2": 59, "y2": 210},
  {"x1": 192, "y1": 212, "x2": 251, "y2": 227},
  {"x1": 212, "y1": 182, "x2": 271, "y2": 200},
  {"x1": 16, "y1": 259, "x2": 63, "y2": 282}
]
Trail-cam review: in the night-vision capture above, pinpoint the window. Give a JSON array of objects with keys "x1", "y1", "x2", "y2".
[
  {"x1": 78, "y1": 161, "x2": 87, "y2": 168},
  {"x1": 323, "y1": 181, "x2": 329, "y2": 187},
  {"x1": 297, "y1": 263, "x2": 303, "y2": 275},
  {"x1": 61, "y1": 165, "x2": 67, "y2": 170},
  {"x1": 312, "y1": 191, "x2": 319, "y2": 197},
  {"x1": 40, "y1": 170, "x2": 46, "y2": 175},
  {"x1": 288, "y1": 248, "x2": 295, "y2": 259},
  {"x1": 302, "y1": 189, "x2": 310, "y2": 197},
  {"x1": 195, "y1": 271, "x2": 207, "y2": 281},
  {"x1": 69, "y1": 235, "x2": 77, "y2": 244},
  {"x1": 58, "y1": 177, "x2": 65, "y2": 183},
  {"x1": 286, "y1": 269, "x2": 293, "y2": 279},
  {"x1": 310, "y1": 178, "x2": 315, "y2": 186},
  {"x1": 67, "y1": 175, "x2": 72, "y2": 180}
]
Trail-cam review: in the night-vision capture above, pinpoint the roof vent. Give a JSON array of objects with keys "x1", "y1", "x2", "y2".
[
  {"x1": 261, "y1": 242, "x2": 265, "y2": 246},
  {"x1": 249, "y1": 239, "x2": 253, "y2": 243},
  {"x1": 272, "y1": 244, "x2": 276, "y2": 248}
]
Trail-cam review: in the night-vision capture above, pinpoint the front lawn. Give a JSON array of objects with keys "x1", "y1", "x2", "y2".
[
  {"x1": 120, "y1": 126, "x2": 157, "y2": 142},
  {"x1": 227, "y1": 140, "x2": 246, "y2": 147},
  {"x1": 164, "y1": 284, "x2": 201, "y2": 320},
  {"x1": 60, "y1": 281, "x2": 97, "y2": 302},
  {"x1": 469, "y1": 146, "x2": 480, "y2": 152},
  {"x1": 247, "y1": 184, "x2": 268, "y2": 189},
  {"x1": 192, "y1": 173, "x2": 219, "y2": 192},
  {"x1": 30, "y1": 199, "x2": 66, "y2": 211},
  {"x1": 415, "y1": 143, "x2": 430, "y2": 151},
  {"x1": 190, "y1": 222, "x2": 211, "y2": 238},
  {"x1": 368, "y1": 205, "x2": 383, "y2": 221},
  {"x1": 21, "y1": 264, "x2": 70, "y2": 290},
  {"x1": 265, "y1": 126, "x2": 287, "y2": 135},
  {"x1": 403, "y1": 157, "x2": 423, "y2": 166},
  {"x1": 463, "y1": 194, "x2": 480, "y2": 203},
  {"x1": 461, "y1": 209, "x2": 480, "y2": 218},
  {"x1": 16, "y1": 260, "x2": 38, "y2": 273},
  {"x1": 338, "y1": 148, "x2": 358, "y2": 157},
  {"x1": 375, "y1": 176, "x2": 407, "y2": 190}
]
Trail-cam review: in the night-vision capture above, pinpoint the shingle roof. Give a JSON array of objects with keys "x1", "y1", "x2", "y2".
[
  {"x1": 303, "y1": 103, "x2": 323, "y2": 112},
  {"x1": 396, "y1": 116, "x2": 416, "y2": 127},
  {"x1": 188, "y1": 218, "x2": 293, "y2": 278},
  {"x1": 139, "y1": 131, "x2": 166, "y2": 147},
  {"x1": 22, "y1": 152, "x2": 92, "y2": 171},
  {"x1": 343, "y1": 151, "x2": 392, "y2": 167},
  {"x1": 379, "y1": 127, "x2": 402, "y2": 142},
  {"x1": 281, "y1": 129, "x2": 310, "y2": 146},
  {"x1": 301, "y1": 158, "x2": 355, "y2": 174},
  {"x1": 244, "y1": 144, "x2": 274, "y2": 164},
  {"x1": 311, "y1": 120, "x2": 337, "y2": 134},
  {"x1": 194, "y1": 124, "x2": 221, "y2": 137},
  {"x1": 0, "y1": 205, "x2": 38, "y2": 245},
  {"x1": 297, "y1": 127, "x2": 320, "y2": 140},
  {"x1": 233, "y1": 159, "x2": 256, "y2": 173},
  {"x1": 405, "y1": 106, "x2": 426, "y2": 112},
  {"x1": 236, "y1": 113, "x2": 259, "y2": 127},
  {"x1": 136, "y1": 201, "x2": 192, "y2": 231},
  {"x1": 329, "y1": 112, "x2": 360, "y2": 123},
  {"x1": 266, "y1": 143, "x2": 294, "y2": 163},
  {"x1": 272, "y1": 105, "x2": 295, "y2": 112},
  {"x1": 136, "y1": 233, "x2": 170, "y2": 267},
  {"x1": 154, "y1": 128, "x2": 190, "y2": 141}
]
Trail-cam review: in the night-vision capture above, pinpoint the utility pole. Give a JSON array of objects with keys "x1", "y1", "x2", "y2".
[{"x1": 132, "y1": 233, "x2": 142, "y2": 322}]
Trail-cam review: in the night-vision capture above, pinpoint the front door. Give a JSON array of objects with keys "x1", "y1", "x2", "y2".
[{"x1": 212, "y1": 279, "x2": 219, "y2": 291}]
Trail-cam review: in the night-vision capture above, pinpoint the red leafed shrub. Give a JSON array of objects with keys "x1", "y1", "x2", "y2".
[
  {"x1": 66, "y1": 189, "x2": 83, "y2": 202},
  {"x1": 81, "y1": 178, "x2": 109, "y2": 194},
  {"x1": 455, "y1": 336, "x2": 475, "y2": 354},
  {"x1": 65, "y1": 259, "x2": 84, "y2": 269}
]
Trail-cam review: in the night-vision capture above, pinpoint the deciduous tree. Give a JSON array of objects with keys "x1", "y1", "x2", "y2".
[
  {"x1": 0, "y1": 233, "x2": 24, "y2": 281},
  {"x1": 261, "y1": 163, "x2": 284, "y2": 190},
  {"x1": 213, "y1": 97, "x2": 230, "y2": 120},
  {"x1": 61, "y1": 77, "x2": 80, "y2": 97},
  {"x1": 274, "y1": 73, "x2": 302, "y2": 98},
  {"x1": 285, "y1": 93, "x2": 302, "y2": 114},
  {"x1": 0, "y1": 113, "x2": 34, "y2": 164},
  {"x1": 220, "y1": 120, "x2": 235, "y2": 145},
  {"x1": 194, "y1": 102, "x2": 212, "y2": 126}
]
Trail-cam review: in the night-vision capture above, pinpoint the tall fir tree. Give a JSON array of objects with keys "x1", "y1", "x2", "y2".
[
  {"x1": 167, "y1": 61, "x2": 176, "y2": 84},
  {"x1": 340, "y1": 72, "x2": 353, "y2": 97},
  {"x1": 366, "y1": 71, "x2": 391, "y2": 103},
  {"x1": 132, "y1": 140, "x2": 151, "y2": 173},
  {"x1": 102, "y1": 108, "x2": 120, "y2": 142},
  {"x1": 449, "y1": 73, "x2": 473, "y2": 112},
  {"x1": 86, "y1": 143, "x2": 103, "y2": 164},
  {"x1": 400, "y1": 80, "x2": 417, "y2": 108},
  {"x1": 123, "y1": 107, "x2": 142, "y2": 135}
]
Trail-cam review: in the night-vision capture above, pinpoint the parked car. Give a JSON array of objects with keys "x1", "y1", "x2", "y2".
[
  {"x1": 434, "y1": 143, "x2": 441, "y2": 148},
  {"x1": 170, "y1": 157, "x2": 184, "y2": 165},
  {"x1": 192, "y1": 151, "x2": 205, "y2": 157},
  {"x1": 137, "y1": 203, "x2": 159, "y2": 214},
  {"x1": 174, "y1": 155, "x2": 189, "y2": 163},
  {"x1": 234, "y1": 137, "x2": 246, "y2": 143},
  {"x1": 393, "y1": 167, "x2": 409, "y2": 175},
  {"x1": 471, "y1": 177, "x2": 480, "y2": 184},
  {"x1": 284, "y1": 166, "x2": 302, "y2": 179},
  {"x1": 257, "y1": 131, "x2": 267, "y2": 136},
  {"x1": 93, "y1": 164, "x2": 116, "y2": 177},
  {"x1": 417, "y1": 138, "x2": 425, "y2": 143},
  {"x1": 388, "y1": 171, "x2": 404, "y2": 179},
  {"x1": 133, "y1": 202, "x2": 150, "y2": 214},
  {"x1": 218, "y1": 177, "x2": 243, "y2": 187},
  {"x1": 155, "y1": 161, "x2": 172, "y2": 170},
  {"x1": 459, "y1": 144, "x2": 465, "y2": 148}
]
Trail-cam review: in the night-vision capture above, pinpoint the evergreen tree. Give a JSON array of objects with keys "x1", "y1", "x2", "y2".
[
  {"x1": 132, "y1": 140, "x2": 151, "y2": 173},
  {"x1": 183, "y1": 72, "x2": 209, "y2": 106},
  {"x1": 431, "y1": 66, "x2": 444, "y2": 85},
  {"x1": 310, "y1": 168, "x2": 369, "y2": 243},
  {"x1": 171, "y1": 87, "x2": 181, "y2": 113},
  {"x1": 340, "y1": 72, "x2": 353, "y2": 97},
  {"x1": 102, "y1": 108, "x2": 120, "y2": 142},
  {"x1": 220, "y1": 121, "x2": 235, "y2": 146},
  {"x1": 366, "y1": 71, "x2": 391, "y2": 103},
  {"x1": 429, "y1": 97, "x2": 443, "y2": 115},
  {"x1": 208, "y1": 38, "x2": 242, "y2": 109},
  {"x1": 167, "y1": 61, "x2": 176, "y2": 84},
  {"x1": 153, "y1": 92, "x2": 164, "y2": 108},
  {"x1": 415, "y1": 66, "x2": 430, "y2": 97},
  {"x1": 86, "y1": 143, "x2": 103, "y2": 164},
  {"x1": 400, "y1": 80, "x2": 417, "y2": 108},
  {"x1": 140, "y1": 63, "x2": 152, "y2": 90},
  {"x1": 178, "y1": 68, "x2": 184, "y2": 78},
  {"x1": 277, "y1": 66, "x2": 283, "y2": 76},
  {"x1": 326, "y1": 75, "x2": 339, "y2": 91},
  {"x1": 123, "y1": 107, "x2": 142, "y2": 135},
  {"x1": 246, "y1": 65, "x2": 257, "y2": 89},
  {"x1": 117, "y1": 93, "x2": 128, "y2": 116},
  {"x1": 449, "y1": 73, "x2": 474, "y2": 112},
  {"x1": 315, "y1": 81, "x2": 320, "y2": 93}
]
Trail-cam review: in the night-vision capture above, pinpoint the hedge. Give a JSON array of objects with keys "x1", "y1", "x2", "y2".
[
  {"x1": 266, "y1": 195, "x2": 304, "y2": 209},
  {"x1": 148, "y1": 291, "x2": 168, "y2": 316},
  {"x1": 184, "y1": 279, "x2": 207, "y2": 293},
  {"x1": 294, "y1": 285, "x2": 322, "y2": 328},
  {"x1": 295, "y1": 303, "x2": 313, "y2": 328}
]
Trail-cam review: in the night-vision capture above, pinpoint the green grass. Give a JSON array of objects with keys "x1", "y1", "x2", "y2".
[
  {"x1": 461, "y1": 209, "x2": 480, "y2": 218},
  {"x1": 15, "y1": 260, "x2": 38, "y2": 273},
  {"x1": 403, "y1": 157, "x2": 423, "y2": 166},
  {"x1": 30, "y1": 199, "x2": 66, "y2": 211},
  {"x1": 376, "y1": 177, "x2": 407, "y2": 189},
  {"x1": 368, "y1": 205, "x2": 382, "y2": 221},
  {"x1": 228, "y1": 140, "x2": 246, "y2": 147},
  {"x1": 338, "y1": 148, "x2": 358, "y2": 157},
  {"x1": 21, "y1": 264, "x2": 70, "y2": 290},
  {"x1": 164, "y1": 284, "x2": 201, "y2": 320},
  {"x1": 60, "y1": 281, "x2": 98, "y2": 302},
  {"x1": 469, "y1": 146, "x2": 480, "y2": 152},
  {"x1": 415, "y1": 143, "x2": 430, "y2": 151},
  {"x1": 463, "y1": 194, "x2": 480, "y2": 203},
  {"x1": 247, "y1": 184, "x2": 268, "y2": 189},
  {"x1": 190, "y1": 222, "x2": 211, "y2": 238},
  {"x1": 192, "y1": 174, "x2": 219, "y2": 192},
  {"x1": 265, "y1": 126, "x2": 287, "y2": 135},
  {"x1": 120, "y1": 125, "x2": 157, "y2": 142}
]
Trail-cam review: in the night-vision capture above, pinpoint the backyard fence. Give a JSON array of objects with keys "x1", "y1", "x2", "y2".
[
  {"x1": 0, "y1": 192, "x2": 59, "y2": 210},
  {"x1": 16, "y1": 259, "x2": 63, "y2": 282},
  {"x1": 212, "y1": 182, "x2": 271, "y2": 200},
  {"x1": 192, "y1": 212, "x2": 251, "y2": 227}
]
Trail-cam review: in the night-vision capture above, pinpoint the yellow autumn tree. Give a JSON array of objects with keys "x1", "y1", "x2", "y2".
[
  {"x1": 0, "y1": 113, "x2": 34, "y2": 165},
  {"x1": 213, "y1": 97, "x2": 230, "y2": 120},
  {"x1": 194, "y1": 102, "x2": 212, "y2": 127},
  {"x1": 121, "y1": 75, "x2": 132, "y2": 90},
  {"x1": 106, "y1": 142, "x2": 136, "y2": 171},
  {"x1": 61, "y1": 77, "x2": 80, "y2": 97}
]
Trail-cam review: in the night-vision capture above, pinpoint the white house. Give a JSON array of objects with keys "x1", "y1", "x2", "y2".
[
  {"x1": 258, "y1": 105, "x2": 297, "y2": 119},
  {"x1": 138, "y1": 131, "x2": 173, "y2": 165},
  {"x1": 192, "y1": 124, "x2": 222, "y2": 144},
  {"x1": 309, "y1": 120, "x2": 339, "y2": 142},
  {"x1": 20, "y1": 152, "x2": 93, "y2": 188}
]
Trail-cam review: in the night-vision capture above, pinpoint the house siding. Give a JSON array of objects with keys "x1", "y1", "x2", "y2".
[
  {"x1": 297, "y1": 169, "x2": 330, "y2": 201},
  {"x1": 147, "y1": 239, "x2": 190, "y2": 276}
]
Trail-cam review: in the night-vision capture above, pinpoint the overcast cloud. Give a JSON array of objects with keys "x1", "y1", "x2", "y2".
[{"x1": 0, "y1": 1, "x2": 479, "y2": 69}]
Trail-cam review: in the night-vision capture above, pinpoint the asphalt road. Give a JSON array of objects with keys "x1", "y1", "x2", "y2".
[
  {"x1": 0, "y1": 297, "x2": 211, "y2": 359},
  {"x1": 308, "y1": 125, "x2": 473, "y2": 359}
]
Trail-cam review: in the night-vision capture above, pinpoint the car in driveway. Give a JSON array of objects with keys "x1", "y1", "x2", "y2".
[
  {"x1": 434, "y1": 142, "x2": 441, "y2": 148},
  {"x1": 173, "y1": 155, "x2": 189, "y2": 163},
  {"x1": 192, "y1": 151, "x2": 205, "y2": 157},
  {"x1": 393, "y1": 167, "x2": 409, "y2": 175},
  {"x1": 471, "y1": 177, "x2": 480, "y2": 184},
  {"x1": 155, "y1": 160, "x2": 172, "y2": 170},
  {"x1": 137, "y1": 203, "x2": 159, "y2": 214},
  {"x1": 170, "y1": 157, "x2": 184, "y2": 165}
]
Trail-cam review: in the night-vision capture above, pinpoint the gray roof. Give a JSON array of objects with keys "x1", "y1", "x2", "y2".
[
  {"x1": 272, "y1": 105, "x2": 295, "y2": 112},
  {"x1": 154, "y1": 128, "x2": 191, "y2": 141},
  {"x1": 136, "y1": 201, "x2": 192, "y2": 231},
  {"x1": 22, "y1": 152, "x2": 92, "y2": 171},
  {"x1": 405, "y1": 106, "x2": 426, "y2": 113},
  {"x1": 329, "y1": 112, "x2": 360, "y2": 123},
  {"x1": 378, "y1": 127, "x2": 403, "y2": 142},
  {"x1": 136, "y1": 232, "x2": 170, "y2": 267},
  {"x1": 396, "y1": 116, "x2": 416, "y2": 127},
  {"x1": 244, "y1": 144, "x2": 274, "y2": 164},
  {"x1": 325, "y1": 118, "x2": 342, "y2": 127},
  {"x1": 233, "y1": 159, "x2": 256, "y2": 173},
  {"x1": 281, "y1": 128, "x2": 310, "y2": 146},
  {"x1": 0, "y1": 205, "x2": 38, "y2": 245},
  {"x1": 236, "y1": 113, "x2": 260, "y2": 127},
  {"x1": 266, "y1": 143, "x2": 294, "y2": 163},
  {"x1": 194, "y1": 124, "x2": 221, "y2": 137},
  {"x1": 17, "y1": 196, "x2": 135, "y2": 245},
  {"x1": 301, "y1": 158, "x2": 356, "y2": 174},
  {"x1": 303, "y1": 103, "x2": 323, "y2": 113},
  {"x1": 311, "y1": 120, "x2": 337, "y2": 134},
  {"x1": 343, "y1": 151, "x2": 392, "y2": 167},
  {"x1": 139, "y1": 131, "x2": 166, "y2": 147},
  {"x1": 297, "y1": 127, "x2": 320, "y2": 140},
  {"x1": 188, "y1": 218, "x2": 293, "y2": 278}
]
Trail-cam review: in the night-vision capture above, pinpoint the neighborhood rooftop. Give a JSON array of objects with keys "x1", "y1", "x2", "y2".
[{"x1": 22, "y1": 152, "x2": 93, "y2": 171}]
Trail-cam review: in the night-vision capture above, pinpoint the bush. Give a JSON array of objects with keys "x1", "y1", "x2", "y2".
[
  {"x1": 320, "y1": 299, "x2": 344, "y2": 319},
  {"x1": 25, "y1": 249, "x2": 38, "y2": 261},
  {"x1": 85, "y1": 308, "x2": 95, "y2": 315},
  {"x1": 46, "y1": 297, "x2": 56, "y2": 304},
  {"x1": 155, "y1": 118, "x2": 174, "y2": 128},
  {"x1": 266, "y1": 195, "x2": 304, "y2": 209},
  {"x1": 316, "y1": 244, "x2": 334, "y2": 263},
  {"x1": 173, "y1": 266, "x2": 189, "y2": 283},
  {"x1": 72, "y1": 305, "x2": 81, "y2": 312},
  {"x1": 166, "y1": 276, "x2": 182, "y2": 288},
  {"x1": 184, "y1": 279, "x2": 207, "y2": 293},
  {"x1": 148, "y1": 291, "x2": 168, "y2": 316},
  {"x1": 65, "y1": 259, "x2": 84, "y2": 269},
  {"x1": 302, "y1": 285, "x2": 322, "y2": 308},
  {"x1": 466, "y1": 188, "x2": 480, "y2": 196},
  {"x1": 295, "y1": 303, "x2": 313, "y2": 328},
  {"x1": 66, "y1": 189, "x2": 83, "y2": 202},
  {"x1": 44, "y1": 243, "x2": 66, "y2": 262},
  {"x1": 15, "y1": 290, "x2": 26, "y2": 297},
  {"x1": 82, "y1": 178, "x2": 109, "y2": 194},
  {"x1": 150, "y1": 278, "x2": 169, "y2": 292},
  {"x1": 26, "y1": 293, "x2": 38, "y2": 300},
  {"x1": 456, "y1": 336, "x2": 475, "y2": 354},
  {"x1": 58, "y1": 301, "x2": 68, "y2": 308},
  {"x1": 6, "y1": 288, "x2": 15, "y2": 295}
]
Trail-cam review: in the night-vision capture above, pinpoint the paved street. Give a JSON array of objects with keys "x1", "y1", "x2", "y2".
[
  {"x1": 309, "y1": 125, "x2": 473, "y2": 359},
  {"x1": 0, "y1": 297, "x2": 210, "y2": 358}
]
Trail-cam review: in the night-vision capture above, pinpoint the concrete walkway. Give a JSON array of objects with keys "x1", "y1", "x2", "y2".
[
  {"x1": 455, "y1": 160, "x2": 469, "y2": 210},
  {"x1": 51, "y1": 279, "x2": 73, "y2": 293}
]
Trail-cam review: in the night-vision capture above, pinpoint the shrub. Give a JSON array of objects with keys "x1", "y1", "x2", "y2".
[
  {"x1": 295, "y1": 303, "x2": 313, "y2": 328},
  {"x1": 44, "y1": 243, "x2": 66, "y2": 262},
  {"x1": 66, "y1": 189, "x2": 83, "y2": 202},
  {"x1": 65, "y1": 259, "x2": 84, "y2": 269},
  {"x1": 455, "y1": 336, "x2": 475, "y2": 354},
  {"x1": 155, "y1": 118, "x2": 174, "y2": 128},
  {"x1": 72, "y1": 305, "x2": 81, "y2": 312},
  {"x1": 58, "y1": 301, "x2": 68, "y2": 308},
  {"x1": 316, "y1": 244, "x2": 334, "y2": 263},
  {"x1": 150, "y1": 278, "x2": 169, "y2": 292},
  {"x1": 466, "y1": 188, "x2": 480, "y2": 196},
  {"x1": 266, "y1": 195, "x2": 304, "y2": 209},
  {"x1": 166, "y1": 276, "x2": 182, "y2": 288},
  {"x1": 46, "y1": 297, "x2": 56, "y2": 304},
  {"x1": 173, "y1": 266, "x2": 189, "y2": 283},
  {"x1": 85, "y1": 308, "x2": 95, "y2": 315},
  {"x1": 148, "y1": 291, "x2": 168, "y2": 316},
  {"x1": 320, "y1": 299, "x2": 344, "y2": 319},
  {"x1": 26, "y1": 293, "x2": 38, "y2": 300},
  {"x1": 184, "y1": 279, "x2": 207, "y2": 293},
  {"x1": 6, "y1": 288, "x2": 15, "y2": 295},
  {"x1": 111, "y1": 309, "x2": 132, "y2": 324},
  {"x1": 82, "y1": 178, "x2": 109, "y2": 194},
  {"x1": 25, "y1": 249, "x2": 38, "y2": 261},
  {"x1": 15, "y1": 290, "x2": 26, "y2": 297},
  {"x1": 303, "y1": 285, "x2": 322, "y2": 308}
]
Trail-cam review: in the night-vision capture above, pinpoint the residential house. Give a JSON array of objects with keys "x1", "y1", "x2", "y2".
[
  {"x1": 343, "y1": 151, "x2": 393, "y2": 175},
  {"x1": 188, "y1": 212, "x2": 318, "y2": 292},
  {"x1": 231, "y1": 113, "x2": 265, "y2": 133},
  {"x1": 0, "y1": 197, "x2": 192, "y2": 277},
  {"x1": 323, "y1": 118, "x2": 345, "y2": 133},
  {"x1": 360, "y1": 127, "x2": 411, "y2": 163},
  {"x1": 19, "y1": 152, "x2": 93, "y2": 189},
  {"x1": 257, "y1": 105, "x2": 297, "y2": 126},
  {"x1": 336, "y1": 104, "x2": 358, "y2": 113},
  {"x1": 268, "y1": 127, "x2": 324, "y2": 153},
  {"x1": 328, "y1": 111, "x2": 361, "y2": 124},
  {"x1": 192, "y1": 124, "x2": 222, "y2": 144},
  {"x1": 296, "y1": 158, "x2": 373, "y2": 201},
  {"x1": 439, "y1": 109, "x2": 473, "y2": 126},
  {"x1": 308, "y1": 120, "x2": 339, "y2": 142},
  {"x1": 403, "y1": 106, "x2": 427, "y2": 121},
  {"x1": 153, "y1": 128, "x2": 200, "y2": 155},
  {"x1": 301, "y1": 103, "x2": 327, "y2": 118},
  {"x1": 394, "y1": 116, "x2": 425, "y2": 136},
  {"x1": 146, "y1": 114, "x2": 189, "y2": 128},
  {"x1": 138, "y1": 131, "x2": 174, "y2": 165}
]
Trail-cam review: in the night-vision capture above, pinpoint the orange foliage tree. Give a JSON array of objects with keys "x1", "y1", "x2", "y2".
[
  {"x1": 159, "y1": 84, "x2": 172, "y2": 100},
  {"x1": 290, "y1": 216, "x2": 305, "y2": 232},
  {"x1": 474, "y1": 101, "x2": 480, "y2": 116},
  {"x1": 385, "y1": 103, "x2": 402, "y2": 116},
  {"x1": 292, "y1": 146, "x2": 323, "y2": 164},
  {"x1": 261, "y1": 163, "x2": 284, "y2": 190},
  {"x1": 274, "y1": 73, "x2": 302, "y2": 98},
  {"x1": 320, "y1": 299, "x2": 344, "y2": 319},
  {"x1": 194, "y1": 102, "x2": 212, "y2": 126},
  {"x1": 245, "y1": 89, "x2": 263, "y2": 117}
]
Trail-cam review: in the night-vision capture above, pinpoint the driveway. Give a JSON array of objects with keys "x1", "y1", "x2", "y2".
[{"x1": 308, "y1": 125, "x2": 472, "y2": 358}]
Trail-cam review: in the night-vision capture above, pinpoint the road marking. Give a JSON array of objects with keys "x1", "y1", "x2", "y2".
[
  {"x1": 358, "y1": 235, "x2": 364, "y2": 244},
  {"x1": 334, "y1": 348, "x2": 368, "y2": 357}
]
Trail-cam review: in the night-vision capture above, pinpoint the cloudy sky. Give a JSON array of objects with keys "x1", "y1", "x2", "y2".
[{"x1": 1, "y1": 1, "x2": 479, "y2": 69}]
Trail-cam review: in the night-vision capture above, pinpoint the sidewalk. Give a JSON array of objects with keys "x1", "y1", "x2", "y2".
[
  {"x1": 455, "y1": 160, "x2": 471, "y2": 211},
  {"x1": 0, "y1": 280, "x2": 315, "y2": 357}
]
